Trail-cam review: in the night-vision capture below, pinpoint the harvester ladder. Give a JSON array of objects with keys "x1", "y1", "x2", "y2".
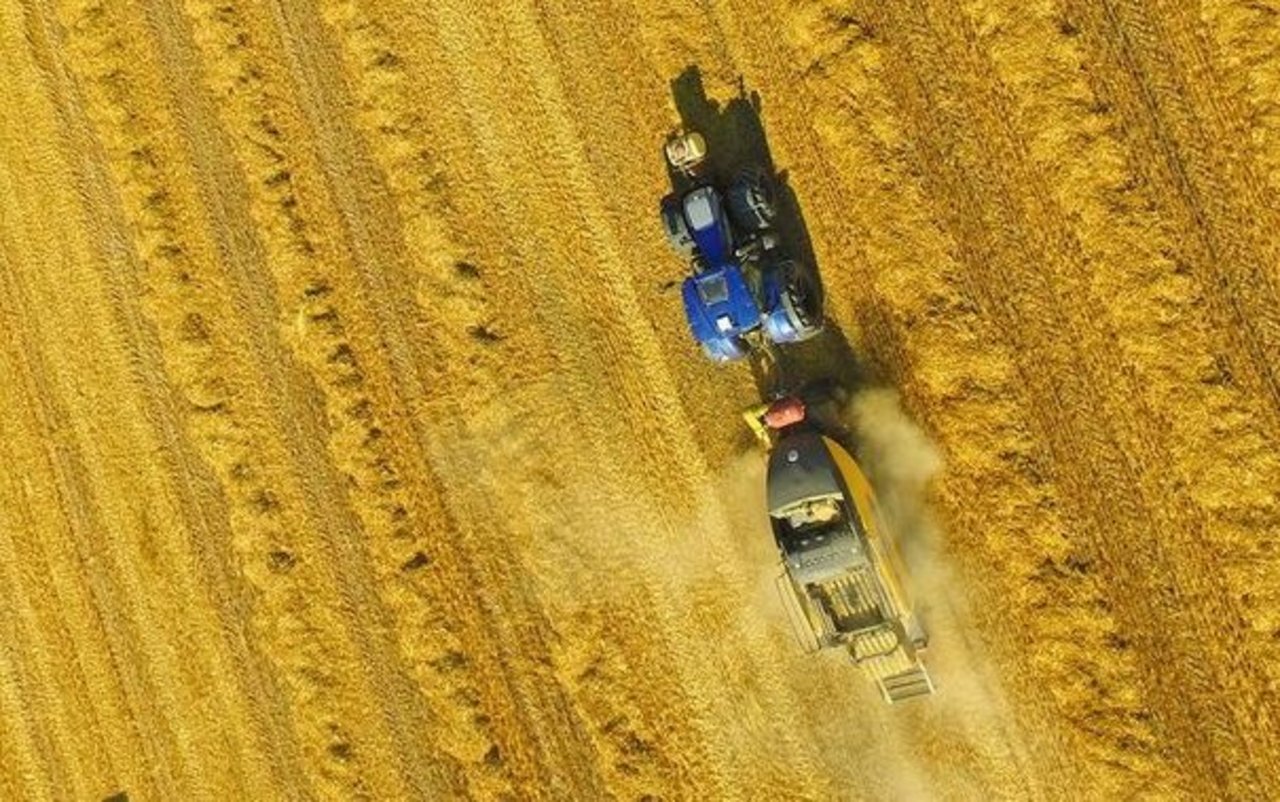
[{"x1": 879, "y1": 664, "x2": 936, "y2": 704}]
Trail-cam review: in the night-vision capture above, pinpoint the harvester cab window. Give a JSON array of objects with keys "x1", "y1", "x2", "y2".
[
  {"x1": 781, "y1": 496, "x2": 844, "y2": 536},
  {"x1": 774, "y1": 496, "x2": 849, "y2": 558}
]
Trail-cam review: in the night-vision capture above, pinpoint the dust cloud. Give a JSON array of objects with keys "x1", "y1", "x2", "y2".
[
  {"x1": 846, "y1": 387, "x2": 945, "y2": 577},
  {"x1": 841, "y1": 389, "x2": 1042, "y2": 801},
  {"x1": 519, "y1": 384, "x2": 1045, "y2": 800},
  {"x1": 628, "y1": 388, "x2": 1040, "y2": 800}
]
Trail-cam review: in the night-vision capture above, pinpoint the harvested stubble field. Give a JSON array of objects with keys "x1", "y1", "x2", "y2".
[{"x1": 2, "y1": 0, "x2": 1279, "y2": 799}]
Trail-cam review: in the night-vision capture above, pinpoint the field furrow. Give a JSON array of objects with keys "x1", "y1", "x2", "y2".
[
  {"x1": 44, "y1": 0, "x2": 446, "y2": 796},
  {"x1": 1198, "y1": 0, "x2": 1280, "y2": 197},
  {"x1": 2, "y1": 0, "x2": 1276, "y2": 798},
  {"x1": 1073, "y1": 0, "x2": 1280, "y2": 423},
  {"x1": 849, "y1": 2, "x2": 1273, "y2": 794}
]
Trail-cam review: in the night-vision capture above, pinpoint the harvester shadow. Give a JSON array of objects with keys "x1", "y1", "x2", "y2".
[{"x1": 668, "y1": 66, "x2": 871, "y2": 403}]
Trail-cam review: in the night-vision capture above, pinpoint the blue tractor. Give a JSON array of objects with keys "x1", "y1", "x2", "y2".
[{"x1": 661, "y1": 130, "x2": 822, "y2": 363}]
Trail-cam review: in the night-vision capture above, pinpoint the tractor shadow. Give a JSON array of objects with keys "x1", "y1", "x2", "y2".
[{"x1": 667, "y1": 65, "x2": 871, "y2": 400}]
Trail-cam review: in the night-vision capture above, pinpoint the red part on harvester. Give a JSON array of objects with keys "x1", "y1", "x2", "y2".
[{"x1": 763, "y1": 396, "x2": 807, "y2": 430}]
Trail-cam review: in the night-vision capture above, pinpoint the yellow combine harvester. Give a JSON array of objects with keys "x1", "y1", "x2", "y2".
[{"x1": 745, "y1": 391, "x2": 934, "y2": 703}]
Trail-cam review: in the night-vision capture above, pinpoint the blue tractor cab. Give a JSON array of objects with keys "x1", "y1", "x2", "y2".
[
  {"x1": 682, "y1": 268, "x2": 759, "y2": 361},
  {"x1": 661, "y1": 130, "x2": 822, "y2": 364}
]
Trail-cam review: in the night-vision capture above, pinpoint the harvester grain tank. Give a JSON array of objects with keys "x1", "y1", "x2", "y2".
[
  {"x1": 746, "y1": 392, "x2": 935, "y2": 703},
  {"x1": 660, "y1": 130, "x2": 822, "y2": 362}
]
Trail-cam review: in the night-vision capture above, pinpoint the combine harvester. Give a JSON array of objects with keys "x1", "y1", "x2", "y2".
[
  {"x1": 661, "y1": 130, "x2": 934, "y2": 703},
  {"x1": 744, "y1": 391, "x2": 934, "y2": 703}
]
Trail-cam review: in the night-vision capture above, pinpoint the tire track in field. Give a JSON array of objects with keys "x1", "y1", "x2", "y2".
[
  {"x1": 869, "y1": 3, "x2": 1230, "y2": 791},
  {"x1": 23, "y1": 2, "x2": 313, "y2": 795},
  {"x1": 0, "y1": 237, "x2": 184, "y2": 794},
  {"x1": 148, "y1": 0, "x2": 474, "y2": 794},
  {"x1": 0, "y1": 268, "x2": 103, "y2": 799},
  {"x1": 527, "y1": 0, "x2": 754, "y2": 470},
  {"x1": 0, "y1": 18, "x2": 226, "y2": 790},
  {"x1": 0, "y1": 639, "x2": 52, "y2": 801},
  {"x1": 0, "y1": 469, "x2": 68, "y2": 799},
  {"x1": 1197, "y1": 0, "x2": 1280, "y2": 197},
  {"x1": 1149, "y1": 0, "x2": 1280, "y2": 238},
  {"x1": 248, "y1": 0, "x2": 615, "y2": 793},
  {"x1": 0, "y1": 13, "x2": 156, "y2": 794},
  {"x1": 521, "y1": 0, "x2": 753, "y2": 466},
  {"x1": 1169, "y1": 0, "x2": 1280, "y2": 201},
  {"x1": 1065, "y1": 0, "x2": 1280, "y2": 653},
  {"x1": 293, "y1": 3, "x2": 619, "y2": 798},
  {"x1": 297, "y1": 3, "x2": 628, "y2": 796},
  {"x1": 0, "y1": 308, "x2": 152, "y2": 801},
  {"x1": 307, "y1": 3, "x2": 726, "y2": 797},
  {"x1": 1070, "y1": 0, "x2": 1280, "y2": 423},
  {"x1": 303, "y1": 0, "x2": 814, "y2": 795},
  {"x1": 465, "y1": 0, "x2": 845, "y2": 794},
  {"x1": 2, "y1": 155, "x2": 239, "y2": 795},
  {"x1": 45, "y1": 0, "x2": 353, "y2": 793},
  {"x1": 849, "y1": 0, "x2": 1276, "y2": 794},
  {"x1": 957, "y1": 0, "x2": 1280, "y2": 778},
  {"x1": 174, "y1": 0, "x2": 597, "y2": 794},
  {"x1": 52, "y1": 0, "x2": 440, "y2": 795}
]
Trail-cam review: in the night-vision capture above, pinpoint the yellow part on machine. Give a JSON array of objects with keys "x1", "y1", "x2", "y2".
[
  {"x1": 742, "y1": 401, "x2": 774, "y2": 449},
  {"x1": 823, "y1": 435, "x2": 917, "y2": 625},
  {"x1": 822, "y1": 435, "x2": 935, "y2": 702}
]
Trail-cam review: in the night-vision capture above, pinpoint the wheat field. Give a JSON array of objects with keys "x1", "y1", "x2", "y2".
[{"x1": 1, "y1": 0, "x2": 1279, "y2": 799}]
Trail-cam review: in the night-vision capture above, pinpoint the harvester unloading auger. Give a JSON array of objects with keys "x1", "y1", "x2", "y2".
[{"x1": 661, "y1": 129, "x2": 934, "y2": 703}]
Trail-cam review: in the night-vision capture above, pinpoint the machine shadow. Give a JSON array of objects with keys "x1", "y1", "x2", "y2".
[{"x1": 667, "y1": 65, "x2": 870, "y2": 400}]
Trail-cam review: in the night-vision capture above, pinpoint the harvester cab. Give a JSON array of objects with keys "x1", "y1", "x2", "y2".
[
  {"x1": 747, "y1": 389, "x2": 936, "y2": 704},
  {"x1": 660, "y1": 129, "x2": 823, "y2": 364}
]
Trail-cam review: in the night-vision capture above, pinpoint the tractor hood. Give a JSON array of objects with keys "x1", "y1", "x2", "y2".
[{"x1": 683, "y1": 185, "x2": 733, "y2": 268}]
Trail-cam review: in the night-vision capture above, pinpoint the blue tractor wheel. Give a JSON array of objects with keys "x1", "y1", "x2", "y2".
[
  {"x1": 782, "y1": 260, "x2": 822, "y2": 335},
  {"x1": 728, "y1": 168, "x2": 778, "y2": 232},
  {"x1": 762, "y1": 259, "x2": 823, "y2": 344}
]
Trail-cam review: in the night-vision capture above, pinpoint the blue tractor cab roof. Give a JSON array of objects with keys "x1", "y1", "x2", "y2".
[{"x1": 681, "y1": 265, "x2": 761, "y2": 362}]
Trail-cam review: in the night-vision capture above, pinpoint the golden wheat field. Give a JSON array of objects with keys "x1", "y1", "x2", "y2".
[{"x1": 2, "y1": 0, "x2": 1280, "y2": 799}]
